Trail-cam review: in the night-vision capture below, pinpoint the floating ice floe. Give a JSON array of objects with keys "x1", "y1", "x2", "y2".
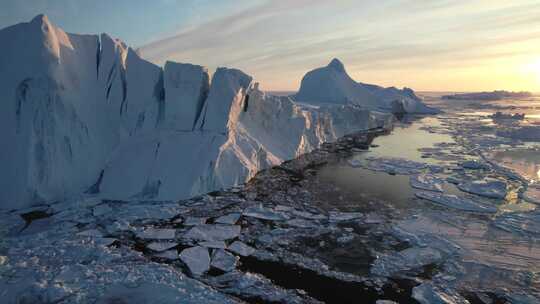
[
  {"x1": 286, "y1": 218, "x2": 319, "y2": 228},
  {"x1": 410, "y1": 174, "x2": 444, "y2": 192},
  {"x1": 457, "y1": 178, "x2": 507, "y2": 199},
  {"x1": 93, "y1": 204, "x2": 113, "y2": 217},
  {"x1": 523, "y1": 185, "x2": 540, "y2": 205},
  {"x1": 412, "y1": 283, "x2": 469, "y2": 304},
  {"x1": 460, "y1": 160, "x2": 489, "y2": 170},
  {"x1": 371, "y1": 247, "x2": 443, "y2": 277},
  {"x1": 147, "y1": 242, "x2": 178, "y2": 252},
  {"x1": 415, "y1": 191, "x2": 497, "y2": 213},
  {"x1": 180, "y1": 246, "x2": 210, "y2": 276},
  {"x1": 136, "y1": 228, "x2": 176, "y2": 240},
  {"x1": 211, "y1": 249, "x2": 238, "y2": 272},
  {"x1": 347, "y1": 159, "x2": 362, "y2": 168},
  {"x1": 328, "y1": 211, "x2": 363, "y2": 222},
  {"x1": 183, "y1": 217, "x2": 208, "y2": 226},
  {"x1": 153, "y1": 250, "x2": 179, "y2": 260},
  {"x1": 214, "y1": 213, "x2": 241, "y2": 225},
  {"x1": 183, "y1": 224, "x2": 241, "y2": 242},
  {"x1": 364, "y1": 157, "x2": 427, "y2": 175},
  {"x1": 228, "y1": 241, "x2": 255, "y2": 256},
  {"x1": 493, "y1": 211, "x2": 540, "y2": 237},
  {"x1": 243, "y1": 205, "x2": 289, "y2": 221},
  {"x1": 199, "y1": 241, "x2": 227, "y2": 249}
]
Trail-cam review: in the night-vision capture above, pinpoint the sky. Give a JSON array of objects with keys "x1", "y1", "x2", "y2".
[{"x1": 1, "y1": 0, "x2": 540, "y2": 92}]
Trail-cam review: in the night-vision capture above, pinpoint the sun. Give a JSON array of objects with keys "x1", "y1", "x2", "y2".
[{"x1": 528, "y1": 58, "x2": 540, "y2": 88}]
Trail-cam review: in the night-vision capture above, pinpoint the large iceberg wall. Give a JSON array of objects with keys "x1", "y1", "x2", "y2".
[
  {"x1": 293, "y1": 58, "x2": 438, "y2": 114},
  {"x1": 0, "y1": 16, "x2": 391, "y2": 209}
]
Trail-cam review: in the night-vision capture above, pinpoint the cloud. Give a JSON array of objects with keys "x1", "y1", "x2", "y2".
[{"x1": 137, "y1": 0, "x2": 540, "y2": 90}]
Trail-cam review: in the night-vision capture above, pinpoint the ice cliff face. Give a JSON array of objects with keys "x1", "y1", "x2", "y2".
[
  {"x1": 294, "y1": 58, "x2": 438, "y2": 114},
  {"x1": 0, "y1": 16, "x2": 392, "y2": 209}
]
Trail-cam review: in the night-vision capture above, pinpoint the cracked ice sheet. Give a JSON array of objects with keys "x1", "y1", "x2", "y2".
[
  {"x1": 0, "y1": 233, "x2": 236, "y2": 304},
  {"x1": 415, "y1": 191, "x2": 497, "y2": 213},
  {"x1": 410, "y1": 174, "x2": 444, "y2": 192},
  {"x1": 361, "y1": 157, "x2": 433, "y2": 175},
  {"x1": 457, "y1": 178, "x2": 508, "y2": 199},
  {"x1": 183, "y1": 224, "x2": 241, "y2": 242}
]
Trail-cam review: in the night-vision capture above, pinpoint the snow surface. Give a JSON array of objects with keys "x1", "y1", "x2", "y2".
[{"x1": 293, "y1": 58, "x2": 438, "y2": 114}]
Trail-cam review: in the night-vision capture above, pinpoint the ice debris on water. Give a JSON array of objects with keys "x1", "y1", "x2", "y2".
[
  {"x1": 415, "y1": 191, "x2": 497, "y2": 213},
  {"x1": 228, "y1": 241, "x2": 255, "y2": 256},
  {"x1": 364, "y1": 157, "x2": 427, "y2": 175},
  {"x1": 410, "y1": 174, "x2": 444, "y2": 192},
  {"x1": 412, "y1": 283, "x2": 469, "y2": 304},
  {"x1": 184, "y1": 224, "x2": 241, "y2": 242},
  {"x1": 243, "y1": 205, "x2": 289, "y2": 221},
  {"x1": 457, "y1": 178, "x2": 507, "y2": 199},
  {"x1": 493, "y1": 211, "x2": 540, "y2": 237},
  {"x1": 347, "y1": 159, "x2": 362, "y2": 168},
  {"x1": 214, "y1": 213, "x2": 241, "y2": 225},
  {"x1": 183, "y1": 216, "x2": 208, "y2": 226},
  {"x1": 136, "y1": 228, "x2": 176, "y2": 240},
  {"x1": 460, "y1": 160, "x2": 489, "y2": 170},
  {"x1": 154, "y1": 250, "x2": 179, "y2": 260},
  {"x1": 371, "y1": 247, "x2": 443, "y2": 277},
  {"x1": 211, "y1": 249, "x2": 238, "y2": 272},
  {"x1": 180, "y1": 246, "x2": 210, "y2": 276},
  {"x1": 147, "y1": 242, "x2": 178, "y2": 252}
]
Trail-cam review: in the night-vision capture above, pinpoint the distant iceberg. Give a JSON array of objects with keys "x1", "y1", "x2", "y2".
[
  {"x1": 293, "y1": 58, "x2": 439, "y2": 114},
  {"x1": 442, "y1": 90, "x2": 532, "y2": 101}
]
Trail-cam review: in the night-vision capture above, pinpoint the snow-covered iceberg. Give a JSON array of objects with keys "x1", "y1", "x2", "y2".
[
  {"x1": 0, "y1": 15, "x2": 393, "y2": 209},
  {"x1": 293, "y1": 58, "x2": 438, "y2": 114}
]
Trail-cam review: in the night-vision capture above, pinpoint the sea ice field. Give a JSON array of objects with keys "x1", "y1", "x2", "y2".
[{"x1": 1, "y1": 93, "x2": 540, "y2": 303}]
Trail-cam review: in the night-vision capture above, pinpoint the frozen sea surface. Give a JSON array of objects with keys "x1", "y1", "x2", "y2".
[{"x1": 2, "y1": 94, "x2": 540, "y2": 303}]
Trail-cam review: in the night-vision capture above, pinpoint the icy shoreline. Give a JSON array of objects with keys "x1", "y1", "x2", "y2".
[{"x1": 2, "y1": 122, "x2": 539, "y2": 303}]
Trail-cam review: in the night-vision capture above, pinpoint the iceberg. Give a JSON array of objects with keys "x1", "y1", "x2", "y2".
[
  {"x1": 0, "y1": 16, "x2": 394, "y2": 210},
  {"x1": 293, "y1": 58, "x2": 438, "y2": 114}
]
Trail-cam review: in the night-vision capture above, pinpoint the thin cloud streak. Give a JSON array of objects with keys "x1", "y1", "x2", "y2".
[{"x1": 139, "y1": 0, "x2": 540, "y2": 91}]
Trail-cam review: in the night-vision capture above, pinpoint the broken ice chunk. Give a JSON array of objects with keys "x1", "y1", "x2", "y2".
[
  {"x1": 147, "y1": 242, "x2": 178, "y2": 252},
  {"x1": 494, "y1": 211, "x2": 540, "y2": 236},
  {"x1": 347, "y1": 159, "x2": 362, "y2": 168},
  {"x1": 179, "y1": 246, "x2": 210, "y2": 276},
  {"x1": 328, "y1": 211, "x2": 363, "y2": 222},
  {"x1": 214, "y1": 213, "x2": 241, "y2": 225},
  {"x1": 137, "y1": 228, "x2": 176, "y2": 240},
  {"x1": 183, "y1": 224, "x2": 241, "y2": 242},
  {"x1": 457, "y1": 178, "x2": 507, "y2": 199},
  {"x1": 228, "y1": 241, "x2": 255, "y2": 256},
  {"x1": 211, "y1": 249, "x2": 238, "y2": 272},
  {"x1": 371, "y1": 247, "x2": 443, "y2": 277},
  {"x1": 243, "y1": 205, "x2": 289, "y2": 221},
  {"x1": 183, "y1": 216, "x2": 208, "y2": 226},
  {"x1": 153, "y1": 249, "x2": 179, "y2": 260},
  {"x1": 199, "y1": 241, "x2": 227, "y2": 249},
  {"x1": 410, "y1": 174, "x2": 444, "y2": 192},
  {"x1": 460, "y1": 160, "x2": 489, "y2": 170},
  {"x1": 77, "y1": 229, "x2": 103, "y2": 238},
  {"x1": 412, "y1": 283, "x2": 467, "y2": 304},
  {"x1": 365, "y1": 157, "x2": 427, "y2": 175},
  {"x1": 415, "y1": 191, "x2": 497, "y2": 213},
  {"x1": 523, "y1": 185, "x2": 540, "y2": 205},
  {"x1": 95, "y1": 237, "x2": 116, "y2": 247},
  {"x1": 92, "y1": 204, "x2": 112, "y2": 217},
  {"x1": 286, "y1": 218, "x2": 318, "y2": 228}
]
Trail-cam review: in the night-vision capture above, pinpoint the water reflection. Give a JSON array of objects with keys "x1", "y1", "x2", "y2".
[{"x1": 488, "y1": 148, "x2": 540, "y2": 183}]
